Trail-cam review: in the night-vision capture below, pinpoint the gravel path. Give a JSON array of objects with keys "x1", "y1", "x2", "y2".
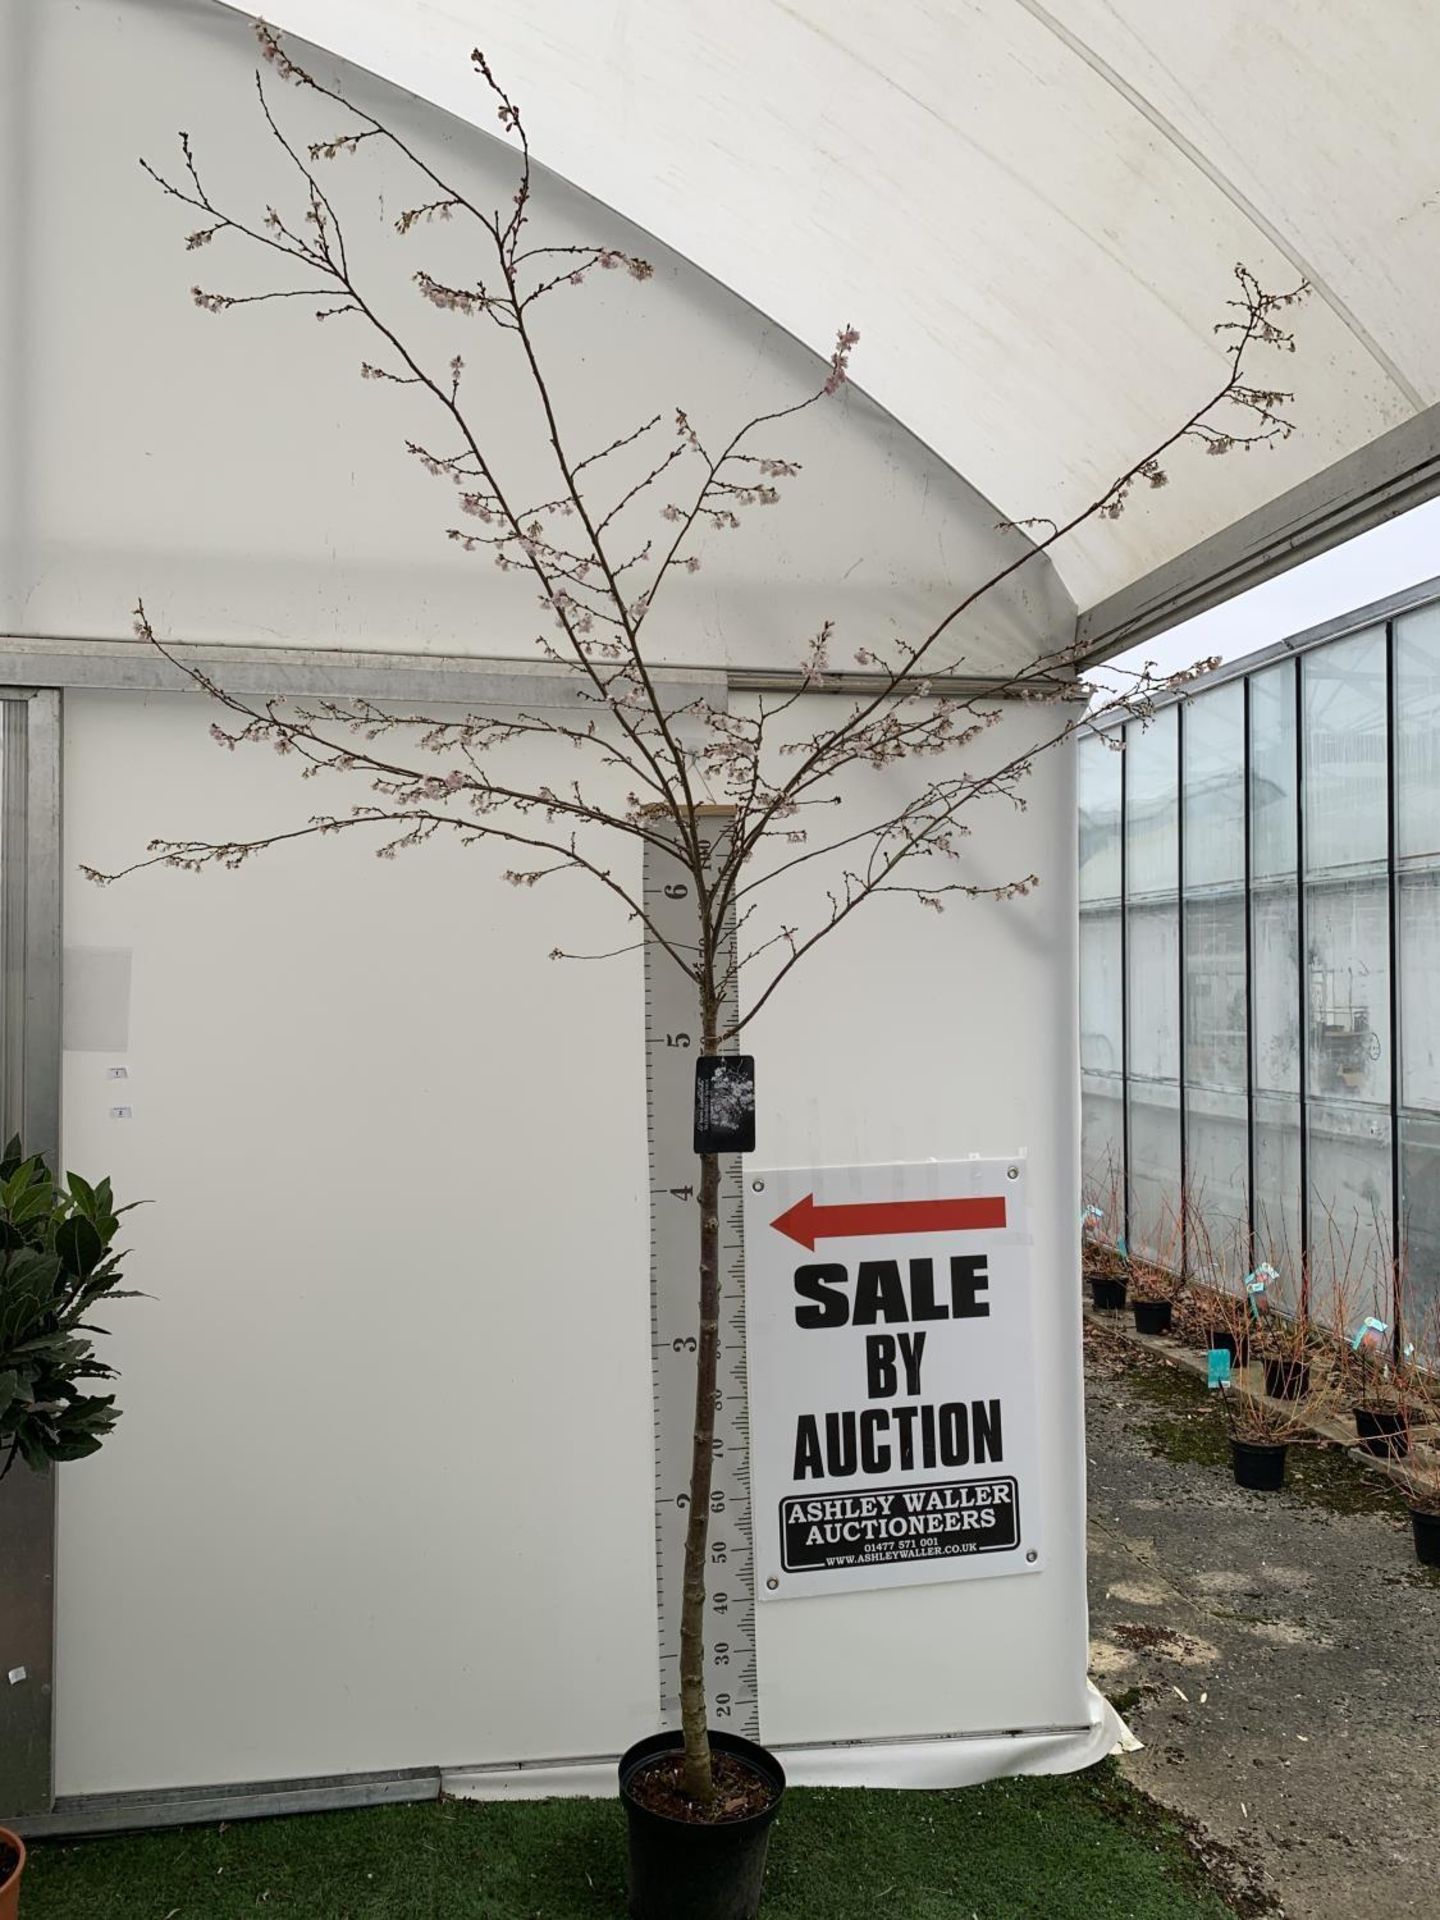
[{"x1": 1085, "y1": 1321, "x2": 1440, "y2": 1920}]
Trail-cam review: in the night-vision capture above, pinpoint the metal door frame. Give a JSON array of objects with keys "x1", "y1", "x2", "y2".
[{"x1": 0, "y1": 687, "x2": 63, "y2": 1819}]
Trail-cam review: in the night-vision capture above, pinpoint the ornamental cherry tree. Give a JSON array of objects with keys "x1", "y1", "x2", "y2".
[{"x1": 94, "y1": 24, "x2": 1306, "y2": 1806}]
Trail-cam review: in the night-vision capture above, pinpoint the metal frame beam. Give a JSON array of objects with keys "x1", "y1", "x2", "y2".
[
  {"x1": 1242, "y1": 674, "x2": 1257, "y2": 1269},
  {"x1": 1176, "y1": 700, "x2": 1189, "y2": 1276},
  {"x1": 14, "y1": 1767, "x2": 441, "y2": 1840},
  {"x1": 1120, "y1": 730, "x2": 1136, "y2": 1248},
  {"x1": 1385, "y1": 618, "x2": 1404, "y2": 1328},
  {"x1": 0, "y1": 636, "x2": 1071, "y2": 705},
  {"x1": 1293, "y1": 658, "x2": 1311, "y2": 1304},
  {"x1": 0, "y1": 636, "x2": 723, "y2": 709}
]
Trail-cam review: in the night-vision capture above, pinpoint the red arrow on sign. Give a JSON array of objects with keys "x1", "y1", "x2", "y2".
[{"x1": 770, "y1": 1191, "x2": 1007, "y2": 1252}]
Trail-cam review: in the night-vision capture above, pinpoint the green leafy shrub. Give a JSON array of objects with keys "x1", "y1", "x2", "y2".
[{"x1": 0, "y1": 1138, "x2": 142, "y2": 1480}]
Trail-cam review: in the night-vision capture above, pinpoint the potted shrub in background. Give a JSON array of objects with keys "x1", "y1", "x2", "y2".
[
  {"x1": 1401, "y1": 1470, "x2": 1440, "y2": 1569},
  {"x1": 1394, "y1": 1444, "x2": 1440, "y2": 1568},
  {"x1": 1123, "y1": 1199, "x2": 1185, "y2": 1333},
  {"x1": 1086, "y1": 1240, "x2": 1130, "y2": 1313},
  {"x1": 1346, "y1": 1341, "x2": 1412, "y2": 1459},
  {"x1": 0, "y1": 1142, "x2": 139, "y2": 1483},
  {"x1": 0, "y1": 1140, "x2": 140, "y2": 1914},
  {"x1": 1216, "y1": 1374, "x2": 1335, "y2": 1492},
  {"x1": 1388, "y1": 1309, "x2": 1440, "y2": 1565},
  {"x1": 1128, "y1": 1260, "x2": 1182, "y2": 1338},
  {"x1": 1330, "y1": 1256, "x2": 1414, "y2": 1458},
  {"x1": 1080, "y1": 1170, "x2": 1127, "y2": 1310},
  {"x1": 1172, "y1": 1207, "x2": 1249, "y2": 1358},
  {"x1": 1082, "y1": 1201, "x2": 1131, "y2": 1313},
  {"x1": 1197, "y1": 1281, "x2": 1252, "y2": 1369},
  {"x1": 1251, "y1": 1288, "x2": 1319, "y2": 1403},
  {"x1": 1180, "y1": 1239, "x2": 1281, "y2": 1369}
]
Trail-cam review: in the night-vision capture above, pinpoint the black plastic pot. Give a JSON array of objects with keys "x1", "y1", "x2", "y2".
[
  {"x1": 1207, "y1": 1328, "x2": 1249, "y2": 1367},
  {"x1": 1411, "y1": 1508, "x2": 1440, "y2": 1569},
  {"x1": 1231, "y1": 1439, "x2": 1287, "y2": 1491},
  {"x1": 1131, "y1": 1298, "x2": 1173, "y2": 1336},
  {"x1": 1354, "y1": 1405, "x2": 1410, "y2": 1459},
  {"x1": 1090, "y1": 1275, "x2": 1128, "y2": 1312},
  {"x1": 1262, "y1": 1358, "x2": 1310, "y2": 1402},
  {"x1": 619, "y1": 1729, "x2": 786, "y2": 1920}
]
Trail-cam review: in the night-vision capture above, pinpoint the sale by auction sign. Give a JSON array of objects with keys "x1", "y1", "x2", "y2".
[{"x1": 745, "y1": 1157, "x2": 1042, "y2": 1599}]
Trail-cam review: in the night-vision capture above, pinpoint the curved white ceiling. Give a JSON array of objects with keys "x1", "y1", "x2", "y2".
[{"x1": 228, "y1": 1, "x2": 1440, "y2": 615}]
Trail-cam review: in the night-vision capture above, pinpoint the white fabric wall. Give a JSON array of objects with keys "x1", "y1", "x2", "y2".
[
  {"x1": 58, "y1": 688, "x2": 1083, "y2": 1791},
  {"x1": 58, "y1": 690, "x2": 661, "y2": 1790}
]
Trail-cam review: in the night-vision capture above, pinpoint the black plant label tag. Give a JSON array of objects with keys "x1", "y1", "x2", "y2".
[{"x1": 694, "y1": 1055, "x2": 756, "y2": 1155}]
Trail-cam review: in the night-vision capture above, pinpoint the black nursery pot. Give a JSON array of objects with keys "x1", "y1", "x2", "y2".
[
  {"x1": 619, "y1": 1730, "x2": 786, "y2": 1920},
  {"x1": 1131, "y1": 1298, "x2": 1172, "y2": 1336},
  {"x1": 1090, "y1": 1275, "x2": 1128, "y2": 1312},
  {"x1": 1263, "y1": 1358, "x2": 1310, "y2": 1402},
  {"x1": 1411, "y1": 1508, "x2": 1440, "y2": 1568},
  {"x1": 1354, "y1": 1406, "x2": 1410, "y2": 1459},
  {"x1": 1232, "y1": 1439, "x2": 1287, "y2": 1491}
]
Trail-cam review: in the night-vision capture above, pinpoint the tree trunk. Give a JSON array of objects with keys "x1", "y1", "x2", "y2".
[{"x1": 678, "y1": 1139, "x2": 722, "y2": 1803}]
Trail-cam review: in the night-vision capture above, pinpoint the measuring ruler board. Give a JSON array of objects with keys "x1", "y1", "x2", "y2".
[{"x1": 643, "y1": 813, "x2": 759, "y2": 1742}]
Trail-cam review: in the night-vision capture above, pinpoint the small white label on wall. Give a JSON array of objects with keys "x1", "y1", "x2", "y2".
[
  {"x1": 62, "y1": 947, "x2": 133, "y2": 1053},
  {"x1": 8, "y1": 1666, "x2": 27, "y2": 1686},
  {"x1": 109, "y1": 1106, "x2": 133, "y2": 1121}
]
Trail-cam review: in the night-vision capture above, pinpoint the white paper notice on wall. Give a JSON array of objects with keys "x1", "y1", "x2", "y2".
[
  {"x1": 63, "y1": 947, "x2": 133, "y2": 1053},
  {"x1": 745, "y1": 1156, "x2": 1042, "y2": 1600}
]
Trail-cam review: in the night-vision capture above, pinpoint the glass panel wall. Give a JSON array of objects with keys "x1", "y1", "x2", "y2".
[
  {"x1": 1124, "y1": 709, "x2": 1180, "y2": 1261},
  {"x1": 1079, "y1": 588, "x2": 1440, "y2": 1345},
  {"x1": 1396, "y1": 603, "x2": 1440, "y2": 1329},
  {"x1": 1302, "y1": 629, "x2": 1390, "y2": 1322},
  {"x1": 1182, "y1": 683, "x2": 1247, "y2": 1277},
  {"x1": 1079, "y1": 732, "x2": 1125, "y2": 1228},
  {"x1": 1249, "y1": 659, "x2": 1302, "y2": 1289}
]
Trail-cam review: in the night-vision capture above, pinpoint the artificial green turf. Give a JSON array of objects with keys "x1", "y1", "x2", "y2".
[{"x1": 21, "y1": 1766, "x2": 1236, "y2": 1919}]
